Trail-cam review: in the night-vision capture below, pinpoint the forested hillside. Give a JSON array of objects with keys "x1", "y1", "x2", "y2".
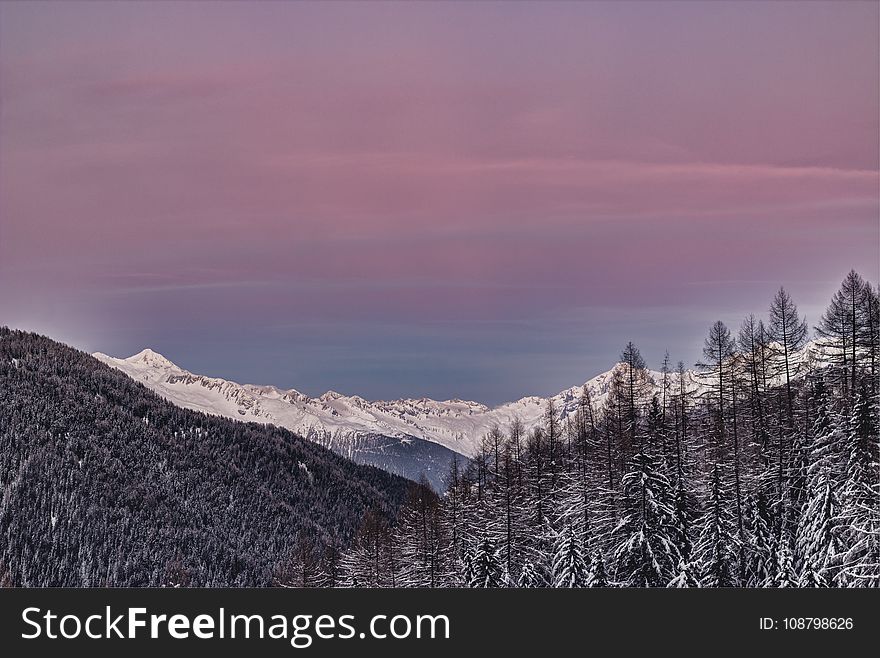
[
  {"x1": 340, "y1": 271, "x2": 879, "y2": 587},
  {"x1": 0, "y1": 329, "x2": 414, "y2": 586}
]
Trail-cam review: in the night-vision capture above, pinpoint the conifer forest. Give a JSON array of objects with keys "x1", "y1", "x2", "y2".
[{"x1": 338, "y1": 271, "x2": 879, "y2": 588}]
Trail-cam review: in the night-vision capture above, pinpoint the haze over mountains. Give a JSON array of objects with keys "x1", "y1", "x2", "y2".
[{"x1": 93, "y1": 341, "x2": 829, "y2": 488}]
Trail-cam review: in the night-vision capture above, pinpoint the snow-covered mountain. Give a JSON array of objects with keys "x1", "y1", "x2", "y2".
[
  {"x1": 93, "y1": 349, "x2": 683, "y2": 459},
  {"x1": 93, "y1": 340, "x2": 828, "y2": 486}
]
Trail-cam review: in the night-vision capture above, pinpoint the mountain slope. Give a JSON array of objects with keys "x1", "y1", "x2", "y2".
[
  {"x1": 0, "y1": 328, "x2": 413, "y2": 586},
  {"x1": 94, "y1": 349, "x2": 461, "y2": 489}
]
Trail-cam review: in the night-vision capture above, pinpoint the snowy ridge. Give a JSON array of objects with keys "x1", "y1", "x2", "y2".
[
  {"x1": 93, "y1": 340, "x2": 827, "y2": 459},
  {"x1": 93, "y1": 350, "x2": 689, "y2": 458}
]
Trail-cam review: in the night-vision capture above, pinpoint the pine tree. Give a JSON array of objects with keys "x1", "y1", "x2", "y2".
[
  {"x1": 499, "y1": 438, "x2": 519, "y2": 578},
  {"x1": 667, "y1": 560, "x2": 701, "y2": 588},
  {"x1": 620, "y1": 342, "x2": 649, "y2": 454},
  {"x1": 838, "y1": 382, "x2": 880, "y2": 586},
  {"x1": 552, "y1": 524, "x2": 589, "y2": 587},
  {"x1": 599, "y1": 378, "x2": 623, "y2": 527},
  {"x1": 739, "y1": 315, "x2": 771, "y2": 461},
  {"x1": 744, "y1": 493, "x2": 776, "y2": 587},
  {"x1": 839, "y1": 496, "x2": 880, "y2": 587},
  {"x1": 660, "y1": 351, "x2": 672, "y2": 428},
  {"x1": 645, "y1": 394, "x2": 668, "y2": 465},
  {"x1": 769, "y1": 537, "x2": 797, "y2": 588},
  {"x1": 794, "y1": 380, "x2": 846, "y2": 586},
  {"x1": 586, "y1": 550, "x2": 609, "y2": 587},
  {"x1": 509, "y1": 417, "x2": 525, "y2": 492},
  {"x1": 669, "y1": 360, "x2": 697, "y2": 560},
  {"x1": 798, "y1": 566, "x2": 828, "y2": 588},
  {"x1": 768, "y1": 287, "x2": 808, "y2": 422},
  {"x1": 805, "y1": 378, "x2": 841, "y2": 478},
  {"x1": 861, "y1": 283, "x2": 879, "y2": 395},
  {"x1": 846, "y1": 381, "x2": 878, "y2": 482},
  {"x1": 469, "y1": 537, "x2": 503, "y2": 588},
  {"x1": 815, "y1": 270, "x2": 869, "y2": 396},
  {"x1": 527, "y1": 427, "x2": 547, "y2": 529},
  {"x1": 672, "y1": 360, "x2": 695, "y2": 478},
  {"x1": 696, "y1": 464, "x2": 739, "y2": 587},
  {"x1": 795, "y1": 471, "x2": 841, "y2": 587},
  {"x1": 517, "y1": 560, "x2": 543, "y2": 588},
  {"x1": 544, "y1": 399, "x2": 562, "y2": 512},
  {"x1": 574, "y1": 384, "x2": 597, "y2": 543},
  {"x1": 816, "y1": 272, "x2": 857, "y2": 391},
  {"x1": 672, "y1": 476, "x2": 697, "y2": 561},
  {"x1": 393, "y1": 478, "x2": 445, "y2": 587},
  {"x1": 840, "y1": 382, "x2": 879, "y2": 533},
  {"x1": 462, "y1": 551, "x2": 475, "y2": 588},
  {"x1": 613, "y1": 452, "x2": 680, "y2": 586},
  {"x1": 787, "y1": 429, "x2": 812, "y2": 522},
  {"x1": 696, "y1": 320, "x2": 735, "y2": 464},
  {"x1": 442, "y1": 454, "x2": 464, "y2": 579},
  {"x1": 320, "y1": 535, "x2": 342, "y2": 588}
]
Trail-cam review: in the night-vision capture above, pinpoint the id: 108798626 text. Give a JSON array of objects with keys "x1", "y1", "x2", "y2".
[{"x1": 759, "y1": 618, "x2": 853, "y2": 631}]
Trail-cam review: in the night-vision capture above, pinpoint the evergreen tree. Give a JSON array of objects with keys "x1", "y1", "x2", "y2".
[
  {"x1": 469, "y1": 537, "x2": 503, "y2": 588},
  {"x1": 586, "y1": 550, "x2": 609, "y2": 587},
  {"x1": 462, "y1": 551, "x2": 475, "y2": 588},
  {"x1": 840, "y1": 383, "x2": 879, "y2": 538},
  {"x1": 672, "y1": 476, "x2": 697, "y2": 561},
  {"x1": 552, "y1": 524, "x2": 589, "y2": 588},
  {"x1": 613, "y1": 452, "x2": 680, "y2": 586},
  {"x1": 744, "y1": 493, "x2": 776, "y2": 587},
  {"x1": 696, "y1": 464, "x2": 739, "y2": 587},
  {"x1": 805, "y1": 378, "x2": 841, "y2": 478},
  {"x1": 768, "y1": 287, "x2": 808, "y2": 422},
  {"x1": 620, "y1": 342, "x2": 649, "y2": 454},
  {"x1": 795, "y1": 471, "x2": 841, "y2": 587},
  {"x1": 838, "y1": 382, "x2": 880, "y2": 586},
  {"x1": 839, "y1": 495, "x2": 880, "y2": 588},
  {"x1": 645, "y1": 394, "x2": 668, "y2": 466},
  {"x1": 815, "y1": 270, "x2": 868, "y2": 396},
  {"x1": 574, "y1": 384, "x2": 597, "y2": 543},
  {"x1": 769, "y1": 537, "x2": 797, "y2": 588},
  {"x1": 861, "y1": 283, "x2": 879, "y2": 394},
  {"x1": 739, "y1": 315, "x2": 771, "y2": 461},
  {"x1": 696, "y1": 320, "x2": 735, "y2": 464},
  {"x1": 667, "y1": 560, "x2": 701, "y2": 588},
  {"x1": 517, "y1": 560, "x2": 543, "y2": 588}
]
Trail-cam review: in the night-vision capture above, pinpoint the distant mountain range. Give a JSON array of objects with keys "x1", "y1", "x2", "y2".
[{"x1": 94, "y1": 341, "x2": 829, "y2": 489}]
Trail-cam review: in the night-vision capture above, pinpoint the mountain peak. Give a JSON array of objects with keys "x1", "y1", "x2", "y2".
[{"x1": 126, "y1": 348, "x2": 178, "y2": 369}]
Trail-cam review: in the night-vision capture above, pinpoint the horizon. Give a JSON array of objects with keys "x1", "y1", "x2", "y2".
[
  {"x1": 1, "y1": 1, "x2": 878, "y2": 405},
  {"x1": 73, "y1": 305, "x2": 858, "y2": 407}
]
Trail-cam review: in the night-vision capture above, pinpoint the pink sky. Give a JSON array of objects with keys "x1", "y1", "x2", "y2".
[{"x1": 1, "y1": 1, "x2": 877, "y2": 403}]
